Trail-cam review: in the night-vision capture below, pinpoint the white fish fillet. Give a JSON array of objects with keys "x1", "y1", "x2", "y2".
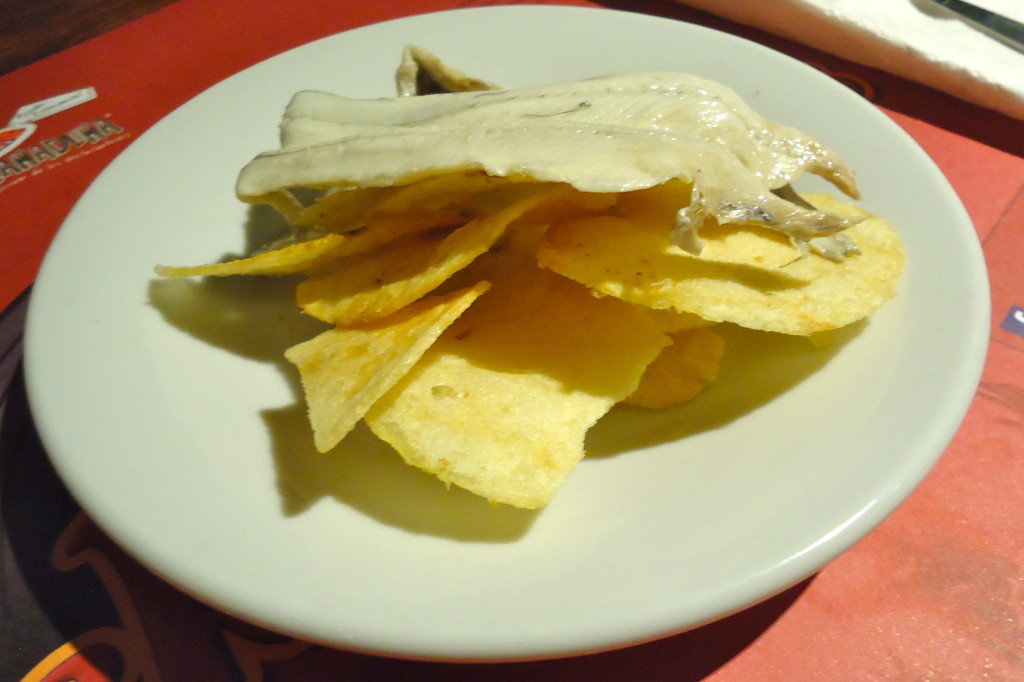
[{"x1": 236, "y1": 72, "x2": 862, "y2": 248}]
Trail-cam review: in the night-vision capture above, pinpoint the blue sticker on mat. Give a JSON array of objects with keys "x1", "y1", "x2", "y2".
[{"x1": 1001, "y1": 305, "x2": 1024, "y2": 339}]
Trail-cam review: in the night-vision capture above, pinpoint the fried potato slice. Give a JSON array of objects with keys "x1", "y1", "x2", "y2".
[
  {"x1": 296, "y1": 185, "x2": 566, "y2": 325},
  {"x1": 285, "y1": 282, "x2": 489, "y2": 453},
  {"x1": 615, "y1": 179, "x2": 804, "y2": 269},
  {"x1": 154, "y1": 209, "x2": 466, "y2": 278},
  {"x1": 291, "y1": 185, "x2": 398, "y2": 231},
  {"x1": 292, "y1": 172, "x2": 522, "y2": 231},
  {"x1": 647, "y1": 308, "x2": 715, "y2": 333},
  {"x1": 155, "y1": 209, "x2": 471, "y2": 278},
  {"x1": 158, "y1": 173, "x2": 525, "y2": 279},
  {"x1": 624, "y1": 326, "x2": 725, "y2": 409},
  {"x1": 536, "y1": 194, "x2": 904, "y2": 335},
  {"x1": 365, "y1": 244, "x2": 669, "y2": 509},
  {"x1": 155, "y1": 233, "x2": 352, "y2": 278},
  {"x1": 371, "y1": 171, "x2": 519, "y2": 214}
]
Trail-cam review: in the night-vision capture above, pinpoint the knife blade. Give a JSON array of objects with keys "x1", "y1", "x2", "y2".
[{"x1": 929, "y1": 0, "x2": 1024, "y2": 51}]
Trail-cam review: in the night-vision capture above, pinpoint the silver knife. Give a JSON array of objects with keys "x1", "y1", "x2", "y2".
[{"x1": 929, "y1": 0, "x2": 1024, "y2": 52}]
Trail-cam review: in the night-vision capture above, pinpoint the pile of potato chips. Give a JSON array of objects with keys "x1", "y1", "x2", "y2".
[{"x1": 156, "y1": 49, "x2": 904, "y2": 509}]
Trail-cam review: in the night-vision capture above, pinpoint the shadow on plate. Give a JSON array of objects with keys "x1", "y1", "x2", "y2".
[
  {"x1": 262, "y1": 403, "x2": 541, "y2": 542},
  {"x1": 586, "y1": 321, "x2": 858, "y2": 456},
  {"x1": 147, "y1": 272, "x2": 541, "y2": 542}
]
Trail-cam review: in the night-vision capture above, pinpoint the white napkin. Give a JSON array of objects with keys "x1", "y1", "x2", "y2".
[{"x1": 676, "y1": 0, "x2": 1024, "y2": 120}]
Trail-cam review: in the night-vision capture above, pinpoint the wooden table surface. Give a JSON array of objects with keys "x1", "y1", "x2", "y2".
[{"x1": 1, "y1": 0, "x2": 181, "y2": 76}]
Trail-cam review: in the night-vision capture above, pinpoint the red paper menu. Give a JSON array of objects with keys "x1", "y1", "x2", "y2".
[{"x1": 2, "y1": 0, "x2": 1023, "y2": 679}]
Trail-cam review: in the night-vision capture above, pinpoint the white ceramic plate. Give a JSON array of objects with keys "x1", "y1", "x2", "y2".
[{"x1": 24, "y1": 5, "x2": 989, "y2": 662}]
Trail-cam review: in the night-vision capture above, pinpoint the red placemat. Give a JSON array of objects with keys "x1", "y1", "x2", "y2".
[{"x1": 3, "y1": 0, "x2": 1022, "y2": 679}]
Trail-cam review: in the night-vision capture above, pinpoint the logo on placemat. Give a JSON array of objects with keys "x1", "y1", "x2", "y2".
[
  {"x1": 1, "y1": 87, "x2": 130, "y2": 190},
  {"x1": 0, "y1": 123, "x2": 36, "y2": 159},
  {"x1": 8, "y1": 87, "x2": 97, "y2": 127}
]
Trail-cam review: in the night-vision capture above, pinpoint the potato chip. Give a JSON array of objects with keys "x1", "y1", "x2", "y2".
[
  {"x1": 155, "y1": 233, "x2": 351, "y2": 278},
  {"x1": 615, "y1": 179, "x2": 803, "y2": 269},
  {"x1": 536, "y1": 194, "x2": 904, "y2": 335},
  {"x1": 365, "y1": 244, "x2": 669, "y2": 509},
  {"x1": 371, "y1": 171, "x2": 518, "y2": 214},
  {"x1": 155, "y1": 210, "x2": 465, "y2": 278},
  {"x1": 691, "y1": 222, "x2": 805, "y2": 269},
  {"x1": 291, "y1": 172, "x2": 527, "y2": 232},
  {"x1": 296, "y1": 185, "x2": 566, "y2": 325},
  {"x1": 158, "y1": 173, "x2": 541, "y2": 279},
  {"x1": 285, "y1": 282, "x2": 489, "y2": 453},
  {"x1": 291, "y1": 185, "x2": 398, "y2": 231},
  {"x1": 647, "y1": 308, "x2": 715, "y2": 333},
  {"x1": 624, "y1": 326, "x2": 725, "y2": 409}
]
